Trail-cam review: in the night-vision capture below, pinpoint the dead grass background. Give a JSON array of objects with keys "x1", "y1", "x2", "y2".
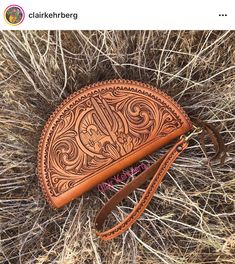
[{"x1": 0, "y1": 30, "x2": 234, "y2": 264}]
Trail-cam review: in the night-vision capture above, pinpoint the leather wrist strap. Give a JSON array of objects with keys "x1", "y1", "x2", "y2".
[{"x1": 95, "y1": 138, "x2": 188, "y2": 240}]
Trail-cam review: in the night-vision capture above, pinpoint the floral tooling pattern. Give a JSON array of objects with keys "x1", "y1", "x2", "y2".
[{"x1": 44, "y1": 87, "x2": 182, "y2": 196}]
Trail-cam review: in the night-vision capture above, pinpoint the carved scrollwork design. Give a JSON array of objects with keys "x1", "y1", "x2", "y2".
[{"x1": 44, "y1": 86, "x2": 182, "y2": 196}]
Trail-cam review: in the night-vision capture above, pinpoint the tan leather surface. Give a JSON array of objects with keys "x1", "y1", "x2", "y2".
[
  {"x1": 37, "y1": 79, "x2": 192, "y2": 208},
  {"x1": 95, "y1": 138, "x2": 188, "y2": 240}
]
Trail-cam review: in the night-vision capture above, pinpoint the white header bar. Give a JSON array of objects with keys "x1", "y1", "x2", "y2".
[{"x1": 0, "y1": 0, "x2": 234, "y2": 29}]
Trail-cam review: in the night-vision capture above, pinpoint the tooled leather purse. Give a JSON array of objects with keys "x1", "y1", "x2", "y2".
[{"x1": 37, "y1": 79, "x2": 226, "y2": 240}]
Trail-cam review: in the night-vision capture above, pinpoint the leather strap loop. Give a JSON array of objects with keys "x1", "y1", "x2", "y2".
[
  {"x1": 192, "y1": 119, "x2": 228, "y2": 163},
  {"x1": 95, "y1": 139, "x2": 188, "y2": 240}
]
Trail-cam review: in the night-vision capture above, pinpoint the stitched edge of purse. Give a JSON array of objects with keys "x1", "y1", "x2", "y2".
[{"x1": 37, "y1": 79, "x2": 192, "y2": 208}]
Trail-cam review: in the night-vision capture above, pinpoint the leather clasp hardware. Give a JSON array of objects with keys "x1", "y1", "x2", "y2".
[{"x1": 180, "y1": 125, "x2": 203, "y2": 142}]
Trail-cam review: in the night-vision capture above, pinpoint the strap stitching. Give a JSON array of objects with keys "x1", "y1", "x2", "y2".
[{"x1": 99, "y1": 147, "x2": 178, "y2": 239}]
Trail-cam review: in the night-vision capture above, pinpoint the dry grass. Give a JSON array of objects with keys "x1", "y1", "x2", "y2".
[{"x1": 0, "y1": 30, "x2": 235, "y2": 264}]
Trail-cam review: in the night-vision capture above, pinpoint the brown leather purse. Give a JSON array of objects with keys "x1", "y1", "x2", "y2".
[{"x1": 37, "y1": 79, "x2": 226, "y2": 240}]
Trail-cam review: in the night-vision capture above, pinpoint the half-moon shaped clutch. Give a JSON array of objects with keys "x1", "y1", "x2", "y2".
[{"x1": 37, "y1": 79, "x2": 193, "y2": 240}]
